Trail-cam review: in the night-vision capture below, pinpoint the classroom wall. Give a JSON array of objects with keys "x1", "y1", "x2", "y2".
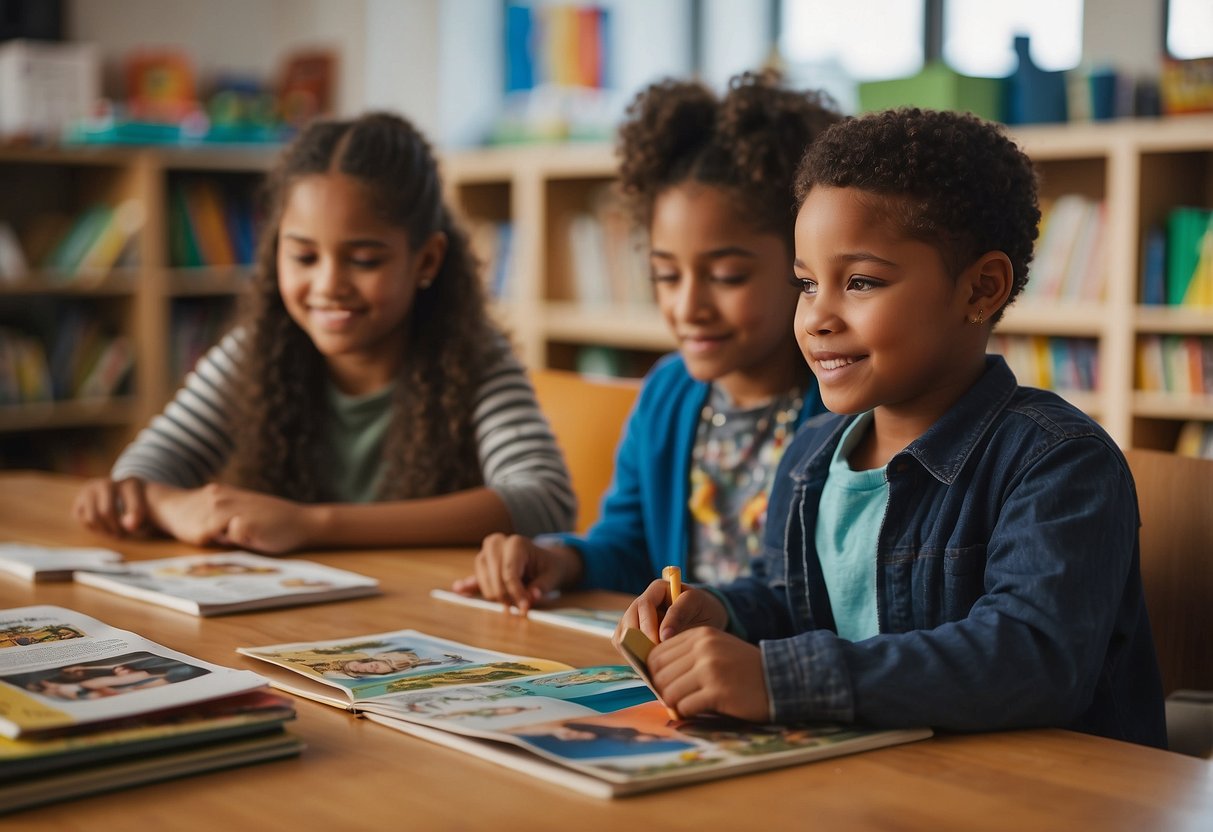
[{"x1": 67, "y1": 0, "x2": 1172, "y2": 148}]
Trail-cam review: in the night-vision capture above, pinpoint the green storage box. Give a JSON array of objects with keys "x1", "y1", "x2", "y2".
[{"x1": 858, "y1": 61, "x2": 1005, "y2": 121}]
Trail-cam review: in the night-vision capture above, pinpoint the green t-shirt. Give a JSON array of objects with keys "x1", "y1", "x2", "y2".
[{"x1": 326, "y1": 381, "x2": 395, "y2": 503}]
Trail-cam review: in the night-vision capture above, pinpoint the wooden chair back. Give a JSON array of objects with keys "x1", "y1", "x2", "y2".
[
  {"x1": 531, "y1": 369, "x2": 641, "y2": 533},
  {"x1": 1125, "y1": 448, "x2": 1213, "y2": 696}
]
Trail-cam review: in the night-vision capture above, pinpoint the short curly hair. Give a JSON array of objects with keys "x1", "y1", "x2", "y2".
[
  {"x1": 616, "y1": 70, "x2": 841, "y2": 249},
  {"x1": 794, "y1": 108, "x2": 1040, "y2": 323}
]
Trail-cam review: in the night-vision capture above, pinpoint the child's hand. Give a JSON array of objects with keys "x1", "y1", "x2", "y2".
[
  {"x1": 452, "y1": 534, "x2": 582, "y2": 614},
  {"x1": 649, "y1": 628, "x2": 770, "y2": 723},
  {"x1": 73, "y1": 477, "x2": 151, "y2": 537},
  {"x1": 145, "y1": 482, "x2": 315, "y2": 554},
  {"x1": 614, "y1": 581, "x2": 729, "y2": 645}
]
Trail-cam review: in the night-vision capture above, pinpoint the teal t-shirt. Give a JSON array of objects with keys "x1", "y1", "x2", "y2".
[
  {"x1": 326, "y1": 381, "x2": 395, "y2": 503},
  {"x1": 814, "y1": 411, "x2": 886, "y2": 642}
]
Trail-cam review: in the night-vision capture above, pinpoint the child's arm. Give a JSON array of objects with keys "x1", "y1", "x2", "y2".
[{"x1": 139, "y1": 480, "x2": 517, "y2": 553}]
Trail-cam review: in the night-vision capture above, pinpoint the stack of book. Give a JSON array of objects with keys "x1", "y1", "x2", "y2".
[{"x1": 0, "y1": 605, "x2": 302, "y2": 814}]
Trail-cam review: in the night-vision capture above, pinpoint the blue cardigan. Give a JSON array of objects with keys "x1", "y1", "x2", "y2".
[{"x1": 547, "y1": 353, "x2": 823, "y2": 594}]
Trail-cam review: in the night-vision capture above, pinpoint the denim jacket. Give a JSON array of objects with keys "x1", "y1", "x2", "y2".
[{"x1": 715, "y1": 356, "x2": 1167, "y2": 747}]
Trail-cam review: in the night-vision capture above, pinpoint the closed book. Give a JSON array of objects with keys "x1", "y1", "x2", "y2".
[{"x1": 74, "y1": 552, "x2": 380, "y2": 616}]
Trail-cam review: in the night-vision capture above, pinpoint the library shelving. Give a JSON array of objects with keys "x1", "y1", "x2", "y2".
[
  {"x1": 444, "y1": 114, "x2": 1213, "y2": 452},
  {"x1": 0, "y1": 144, "x2": 274, "y2": 474},
  {"x1": 3, "y1": 113, "x2": 1213, "y2": 474}
]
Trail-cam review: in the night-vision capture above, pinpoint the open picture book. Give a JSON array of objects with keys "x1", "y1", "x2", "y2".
[
  {"x1": 74, "y1": 551, "x2": 380, "y2": 616},
  {"x1": 240, "y1": 628, "x2": 932, "y2": 797},
  {"x1": 429, "y1": 588, "x2": 622, "y2": 638}
]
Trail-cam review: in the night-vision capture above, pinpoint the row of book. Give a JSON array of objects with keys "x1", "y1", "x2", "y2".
[
  {"x1": 469, "y1": 221, "x2": 516, "y2": 300},
  {"x1": 1175, "y1": 420, "x2": 1213, "y2": 459},
  {"x1": 1141, "y1": 206, "x2": 1213, "y2": 306},
  {"x1": 1137, "y1": 335, "x2": 1213, "y2": 395},
  {"x1": 504, "y1": 2, "x2": 610, "y2": 93},
  {"x1": 171, "y1": 299, "x2": 233, "y2": 382},
  {"x1": 0, "y1": 199, "x2": 145, "y2": 282},
  {"x1": 1021, "y1": 195, "x2": 1107, "y2": 302},
  {"x1": 988, "y1": 335, "x2": 1100, "y2": 392},
  {"x1": 0, "y1": 316, "x2": 132, "y2": 406},
  {"x1": 567, "y1": 186, "x2": 651, "y2": 307},
  {"x1": 168, "y1": 178, "x2": 258, "y2": 268}
]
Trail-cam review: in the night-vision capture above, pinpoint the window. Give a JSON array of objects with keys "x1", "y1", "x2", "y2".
[
  {"x1": 1167, "y1": 0, "x2": 1213, "y2": 60},
  {"x1": 943, "y1": 0, "x2": 1083, "y2": 77},
  {"x1": 779, "y1": 0, "x2": 925, "y2": 82}
]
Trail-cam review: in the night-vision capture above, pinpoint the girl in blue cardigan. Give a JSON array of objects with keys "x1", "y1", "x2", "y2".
[{"x1": 453, "y1": 72, "x2": 840, "y2": 607}]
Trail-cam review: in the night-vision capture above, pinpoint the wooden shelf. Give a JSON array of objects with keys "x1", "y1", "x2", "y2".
[
  {"x1": 542, "y1": 302, "x2": 671, "y2": 351},
  {"x1": 998, "y1": 302, "x2": 1107, "y2": 336},
  {"x1": 0, "y1": 271, "x2": 139, "y2": 296},
  {"x1": 1133, "y1": 392, "x2": 1213, "y2": 421},
  {"x1": 1134, "y1": 306, "x2": 1213, "y2": 335},
  {"x1": 166, "y1": 267, "x2": 254, "y2": 297},
  {"x1": 0, "y1": 397, "x2": 138, "y2": 433},
  {"x1": 443, "y1": 115, "x2": 1213, "y2": 449}
]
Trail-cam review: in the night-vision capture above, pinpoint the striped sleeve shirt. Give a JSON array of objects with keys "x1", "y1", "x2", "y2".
[{"x1": 111, "y1": 332, "x2": 576, "y2": 537}]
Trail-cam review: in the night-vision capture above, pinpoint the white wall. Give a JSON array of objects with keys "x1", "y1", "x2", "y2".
[
  {"x1": 67, "y1": 0, "x2": 1174, "y2": 147},
  {"x1": 68, "y1": 0, "x2": 366, "y2": 114}
]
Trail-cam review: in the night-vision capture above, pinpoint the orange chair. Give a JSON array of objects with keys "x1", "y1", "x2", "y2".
[
  {"x1": 530, "y1": 369, "x2": 640, "y2": 534},
  {"x1": 1125, "y1": 448, "x2": 1213, "y2": 756}
]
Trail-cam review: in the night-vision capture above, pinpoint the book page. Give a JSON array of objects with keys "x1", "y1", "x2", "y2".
[
  {"x1": 238, "y1": 629, "x2": 571, "y2": 707},
  {"x1": 364, "y1": 659, "x2": 932, "y2": 796},
  {"x1": 0, "y1": 606, "x2": 267, "y2": 738}
]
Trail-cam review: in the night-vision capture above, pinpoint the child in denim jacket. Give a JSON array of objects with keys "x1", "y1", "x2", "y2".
[{"x1": 616, "y1": 108, "x2": 1166, "y2": 748}]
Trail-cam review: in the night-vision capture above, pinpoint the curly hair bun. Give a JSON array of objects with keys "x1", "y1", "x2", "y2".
[{"x1": 615, "y1": 70, "x2": 842, "y2": 235}]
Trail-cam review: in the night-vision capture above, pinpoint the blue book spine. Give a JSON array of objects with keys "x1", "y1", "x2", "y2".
[
  {"x1": 505, "y1": 4, "x2": 534, "y2": 94},
  {"x1": 1141, "y1": 225, "x2": 1167, "y2": 305}
]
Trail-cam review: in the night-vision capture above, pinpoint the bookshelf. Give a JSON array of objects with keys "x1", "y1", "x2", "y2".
[
  {"x1": 443, "y1": 114, "x2": 1213, "y2": 452},
  {"x1": 2, "y1": 113, "x2": 1212, "y2": 475},
  {"x1": 0, "y1": 144, "x2": 274, "y2": 474}
]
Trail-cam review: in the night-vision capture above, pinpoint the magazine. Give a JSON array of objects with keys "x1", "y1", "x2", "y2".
[
  {"x1": 0, "y1": 543, "x2": 123, "y2": 582},
  {"x1": 236, "y1": 629, "x2": 574, "y2": 709},
  {"x1": 429, "y1": 588, "x2": 622, "y2": 638},
  {"x1": 74, "y1": 551, "x2": 380, "y2": 616},
  {"x1": 0, "y1": 606, "x2": 269, "y2": 738},
  {"x1": 242, "y1": 629, "x2": 932, "y2": 797}
]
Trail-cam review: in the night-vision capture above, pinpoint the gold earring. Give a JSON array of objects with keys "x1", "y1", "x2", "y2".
[{"x1": 969, "y1": 309, "x2": 984, "y2": 325}]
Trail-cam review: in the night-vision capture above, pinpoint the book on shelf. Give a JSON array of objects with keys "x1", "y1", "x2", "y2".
[
  {"x1": 0, "y1": 221, "x2": 27, "y2": 282},
  {"x1": 0, "y1": 327, "x2": 52, "y2": 405},
  {"x1": 0, "y1": 543, "x2": 122, "y2": 581},
  {"x1": 74, "y1": 552, "x2": 381, "y2": 617},
  {"x1": 240, "y1": 628, "x2": 931, "y2": 798},
  {"x1": 429, "y1": 588, "x2": 621, "y2": 638},
  {"x1": 0, "y1": 605, "x2": 270, "y2": 739},
  {"x1": 1166, "y1": 206, "x2": 1213, "y2": 306}
]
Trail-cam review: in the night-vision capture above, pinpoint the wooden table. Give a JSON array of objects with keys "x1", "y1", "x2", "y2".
[{"x1": 2, "y1": 472, "x2": 1211, "y2": 831}]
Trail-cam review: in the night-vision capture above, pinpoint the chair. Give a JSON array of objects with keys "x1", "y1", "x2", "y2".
[
  {"x1": 530, "y1": 368, "x2": 640, "y2": 534},
  {"x1": 1125, "y1": 448, "x2": 1213, "y2": 757}
]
